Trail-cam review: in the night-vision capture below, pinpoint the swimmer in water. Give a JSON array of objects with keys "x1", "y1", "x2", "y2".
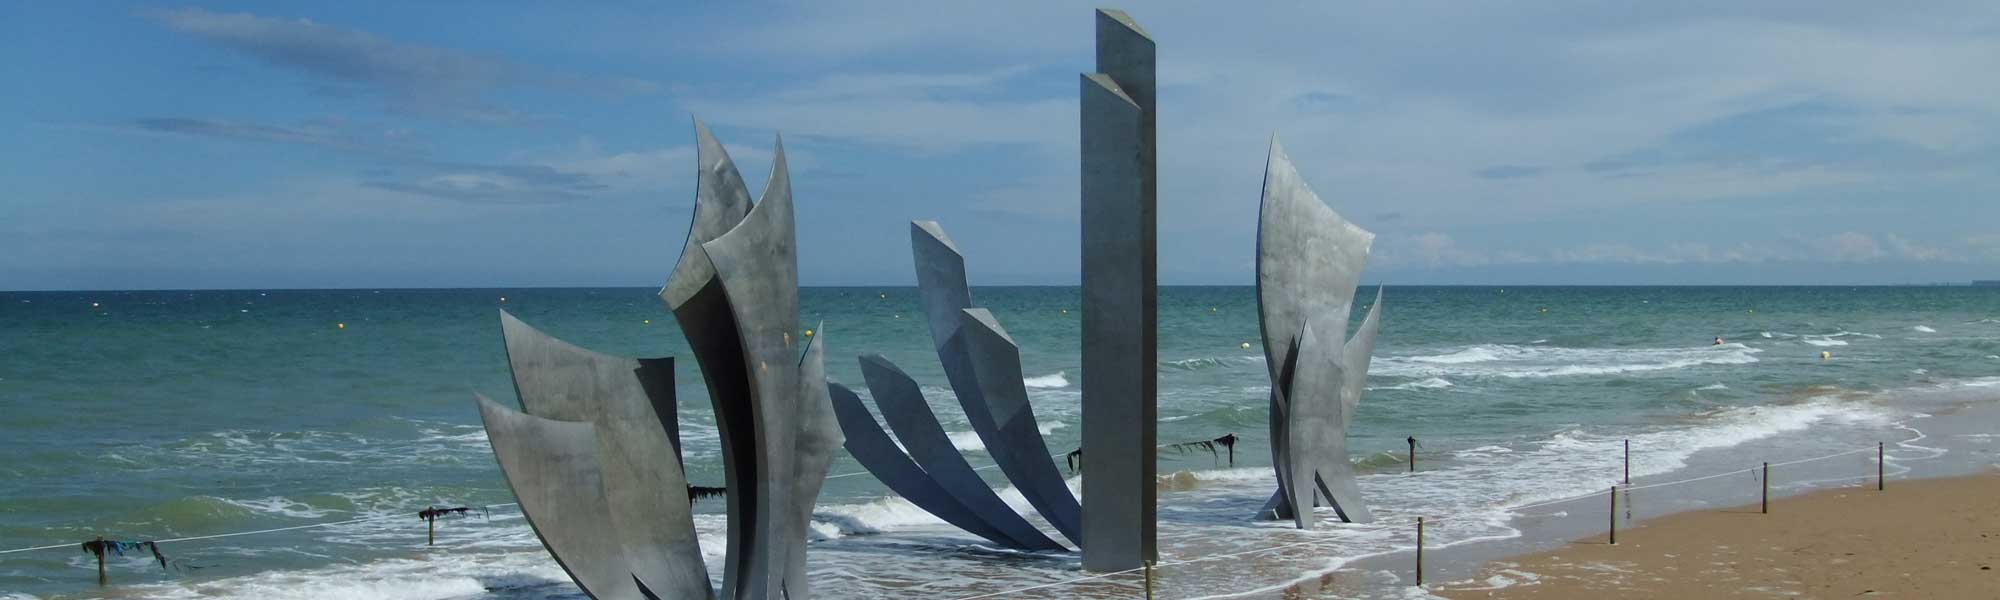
[{"x1": 1713, "y1": 336, "x2": 1725, "y2": 345}]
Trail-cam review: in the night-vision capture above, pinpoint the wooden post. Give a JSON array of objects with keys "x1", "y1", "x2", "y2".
[
  {"x1": 1623, "y1": 439, "x2": 1631, "y2": 485},
  {"x1": 93, "y1": 537, "x2": 106, "y2": 586},
  {"x1": 426, "y1": 507, "x2": 436, "y2": 546},
  {"x1": 1415, "y1": 517, "x2": 1425, "y2": 586},
  {"x1": 1608, "y1": 486, "x2": 1617, "y2": 545},
  {"x1": 1761, "y1": 462, "x2": 1769, "y2": 514},
  {"x1": 1878, "y1": 442, "x2": 1885, "y2": 491},
  {"x1": 1143, "y1": 560, "x2": 1154, "y2": 599},
  {"x1": 1407, "y1": 436, "x2": 1416, "y2": 473}
]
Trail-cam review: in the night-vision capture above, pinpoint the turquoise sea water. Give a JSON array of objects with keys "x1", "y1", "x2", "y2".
[{"x1": 2, "y1": 286, "x2": 1996, "y2": 599}]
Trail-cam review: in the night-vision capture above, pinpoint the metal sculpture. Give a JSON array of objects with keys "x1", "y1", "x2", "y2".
[
  {"x1": 492, "y1": 312, "x2": 709, "y2": 597},
  {"x1": 830, "y1": 221, "x2": 1078, "y2": 552},
  {"x1": 477, "y1": 120, "x2": 837, "y2": 599},
  {"x1": 1254, "y1": 138, "x2": 1383, "y2": 529},
  {"x1": 1079, "y1": 8, "x2": 1157, "y2": 571}
]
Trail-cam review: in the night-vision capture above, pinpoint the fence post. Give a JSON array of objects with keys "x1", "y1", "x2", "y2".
[
  {"x1": 1608, "y1": 486, "x2": 1617, "y2": 545},
  {"x1": 1624, "y1": 439, "x2": 1631, "y2": 485},
  {"x1": 1878, "y1": 442, "x2": 1885, "y2": 491},
  {"x1": 93, "y1": 537, "x2": 106, "y2": 586},
  {"x1": 1761, "y1": 463, "x2": 1769, "y2": 514},
  {"x1": 426, "y1": 507, "x2": 436, "y2": 546},
  {"x1": 1144, "y1": 560, "x2": 1154, "y2": 599},
  {"x1": 1415, "y1": 517, "x2": 1425, "y2": 586},
  {"x1": 1408, "y1": 436, "x2": 1416, "y2": 473}
]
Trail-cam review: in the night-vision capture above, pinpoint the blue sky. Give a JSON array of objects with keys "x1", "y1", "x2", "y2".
[{"x1": 5, "y1": 2, "x2": 1998, "y2": 290}]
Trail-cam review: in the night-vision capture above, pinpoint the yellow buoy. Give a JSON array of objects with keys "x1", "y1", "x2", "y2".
[
  {"x1": 1540, "y1": 307, "x2": 1548, "y2": 313},
  {"x1": 894, "y1": 314, "x2": 901, "y2": 319},
  {"x1": 337, "y1": 323, "x2": 345, "y2": 330},
  {"x1": 1061, "y1": 309, "x2": 1069, "y2": 315},
  {"x1": 1210, "y1": 307, "x2": 1217, "y2": 312},
  {"x1": 1820, "y1": 351, "x2": 1831, "y2": 360},
  {"x1": 1240, "y1": 342, "x2": 1252, "y2": 349},
  {"x1": 643, "y1": 319, "x2": 650, "y2": 325},
  {"x1": 91, "y1": 302, "x2": 100, "y2": 308},
  {"x1": 880, "y1": 293, "x2": 887, "y2": 299},
  {"x1": 804, "y1": 328, "x2": 814, "y2": 337}
]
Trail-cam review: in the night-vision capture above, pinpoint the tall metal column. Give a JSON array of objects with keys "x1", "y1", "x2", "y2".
[{"x1": 1080, "y1": 8, "x2": 1156, "y2": 572}]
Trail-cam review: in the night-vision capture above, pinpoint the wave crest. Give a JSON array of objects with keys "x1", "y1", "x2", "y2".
[{"x1": 1375, "y1": 343, "x2": 1761, "y2": 379}]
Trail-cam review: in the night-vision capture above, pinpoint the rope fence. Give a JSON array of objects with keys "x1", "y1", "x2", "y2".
[{"x1": 0, "y1": 438, "x2": 1907, "y2": 599}]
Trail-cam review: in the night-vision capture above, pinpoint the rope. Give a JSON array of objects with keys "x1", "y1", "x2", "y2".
[{"x1": 0, "y1": 504, "x2": 521, "y2": 556}]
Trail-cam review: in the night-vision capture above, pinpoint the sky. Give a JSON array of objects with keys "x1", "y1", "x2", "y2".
[{"x1": 5, "y1": 1, "x2": 1999, "y2": 290}]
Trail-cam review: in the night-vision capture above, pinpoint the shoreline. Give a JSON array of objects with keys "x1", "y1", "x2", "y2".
[
  {"x1": 1432, "y1": 471, "x2": 2000, "y2": 598},
  {"x1": 1286, "y1": 382, "x2": 2000, "y2": 599}
]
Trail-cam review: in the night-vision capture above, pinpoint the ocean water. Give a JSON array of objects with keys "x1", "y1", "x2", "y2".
[{"x1": 1, "y1": 286, "x2": 1996, "y2": 599}]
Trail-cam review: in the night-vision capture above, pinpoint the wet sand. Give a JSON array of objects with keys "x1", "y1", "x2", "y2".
[{"x1": 1433, "y1": 471, "x2": 2000, "y2": 599}]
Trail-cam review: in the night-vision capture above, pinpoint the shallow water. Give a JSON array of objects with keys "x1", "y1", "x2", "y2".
[{"x1": 1, "y1": 285, "x2": 1996, "y2": 599}]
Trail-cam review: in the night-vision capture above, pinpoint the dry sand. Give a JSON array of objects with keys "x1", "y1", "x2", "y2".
[{"x1": 1435, "y1": 472, "x2": 2000, "y2": 599}]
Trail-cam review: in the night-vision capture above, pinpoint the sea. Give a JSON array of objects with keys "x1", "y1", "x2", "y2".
[{"x1": 2, "y1": 285, "x2": 1996, "y2": 599}]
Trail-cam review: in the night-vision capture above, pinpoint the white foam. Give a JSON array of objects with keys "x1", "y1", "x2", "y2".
[
  {"x1": 1370, "y1": 377, "x2": 1454, "y2": 391},
  {"x1": 1912, "y1": 325, "x2": 1937, "y2": 333},
  {"x1": 814, "y1": 495, "x2": 950, "y2": 537},
  {"x1": 945, "y1": 421, "x2": 1064, "y2": 452},
  {"x1": 1022, "y1": 371, "x2": 1069, "y2": 389},
  {"x1": 119, "y1": 548, "x2": 574, "y2": 600},
  {"x1": 1801, "y1": 337, "x2": 1847, "y2": 347},
  {"x1": 1696, "y1": 383, "x2": 1729, "y2": 391},
  {"x1": 947, "y1": 430, "x2": 986, "y2": 452},
  {"x1": 218, "y1": 496, "x2": 337, "y2": 519},
  {"x1": 1374, "y1": 343, "x2": 1760, "y2": 379}
]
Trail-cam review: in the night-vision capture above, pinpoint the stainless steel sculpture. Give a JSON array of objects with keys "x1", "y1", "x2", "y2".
[
  {"x1": 1254, "y1": 138, "x2": 1383, "y2": 529},
  {"x1": 478, "y1": 121, "x2": 837, "y2": 599},
  {"x1": 1079, "y1": 8, "x2": 1157, "y2": 571},
  {"x1": 477, "y1": 394, "x2": 671, "y2": 600},
  {"x1": 698, "y1": 138, "x2": 840, "y2": 600},
  {"x1": 829, "y1": 220, "x2": 1079, "y2": 552},
  {"x1": 492, "y1": 312, "x2": 709, "y2": 597},
  {"x1": 828, "y1": 382, "x2": 1049, "y2": 549}
]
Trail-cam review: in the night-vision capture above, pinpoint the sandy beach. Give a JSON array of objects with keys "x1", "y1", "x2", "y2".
[{"x1": 1435, "y1": 472, "x2": 2000, "y2": 599}]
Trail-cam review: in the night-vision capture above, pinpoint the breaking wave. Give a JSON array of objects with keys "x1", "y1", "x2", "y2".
[
  {"x1": 1369, "y1": 377, "x2": 1454, "y2": 391},
  {"x1": 1022, "y1": 372, "x2": 1069, "y2": 389},
  {"x1": 1373, "y1": 343, "x2": 1761, "y2": 379}
]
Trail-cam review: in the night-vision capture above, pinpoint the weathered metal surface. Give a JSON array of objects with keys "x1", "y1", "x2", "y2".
[
  {"x1": 476, "y1": 395, "x2": 638, "y2": 600},
  {"x1": 781, "y1": 323, "x2": 839, "y2": 600},
  {"x1": 662, "y1": 119, "x2": 754, "y2": 309},
  {"x1": 859, "y1": 354, "x2": 1065, "y2": 550},
  {"x1": 703, "y1": 138, "x2": 832, "y2": 599},
  {"x1": 1254, "y1": 138, "x2": 1381, "y2": 527},
  {"x1": 496, "y1": 311, "x2": 711, "y2": 597},
  {"x1": 659, "y1": 120, "x2": 759, "y2": 596},
  {"x1": 484, "y1": 122, "x2": 837, "y2": 599},
  {"x1": 958, "y1": 308, "x2": 1082, "y2": 544},
  {"x1": 1079, "y1": 7, "x2": 1158, "y2": 571},
  {"x1": 828, "y1": 381, "x2": 1031, "y2": 548},
  {"x1": 906, "y1": 221, "x2": 1075, "y2": 550}
]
